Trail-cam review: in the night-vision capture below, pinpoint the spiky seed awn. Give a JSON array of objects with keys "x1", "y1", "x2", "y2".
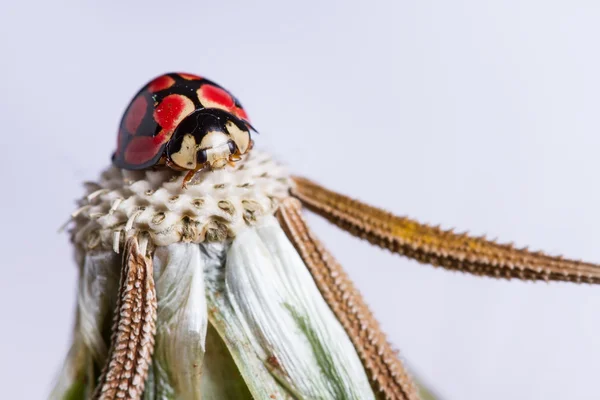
[{"x1": 93, "y1": 236, "x2": 156, "y2": 400}]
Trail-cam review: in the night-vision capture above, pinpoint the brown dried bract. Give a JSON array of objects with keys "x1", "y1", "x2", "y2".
[
  {"x1": 291, "y1": 176, "x2": 600, "y2": 283},
  {"x1": 93, "y1": 235, "x2": 157, "y2": 400},
  {"x1": 277, "y1": 198, "x2": 420, "y2": 400}
]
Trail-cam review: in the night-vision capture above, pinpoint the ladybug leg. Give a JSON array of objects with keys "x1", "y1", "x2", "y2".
[
  {"x1": 156, "y1": 156, "x2": 168, "y2": 166},
  {"x1": 181, "y1": 170, "x2": 197, "y2": 189},
  {"x1": 228, "y1": 152, "x2": 242, "y2": 167},
  {"x1": 181, "y1": 163, "x2": 209, "y2": 189},
  {"x1": 167, "y1": 158, "x2": 193, "y2": 188}
]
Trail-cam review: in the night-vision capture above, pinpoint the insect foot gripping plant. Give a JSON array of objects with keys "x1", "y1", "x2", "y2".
[{"x1": 51, "y1": 72, "x2": 600, "y2": 400}]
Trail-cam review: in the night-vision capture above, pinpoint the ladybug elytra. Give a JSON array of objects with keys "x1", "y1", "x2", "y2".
[{"x1": 112, "y1": 72, "x2": 255, "y2": 186}]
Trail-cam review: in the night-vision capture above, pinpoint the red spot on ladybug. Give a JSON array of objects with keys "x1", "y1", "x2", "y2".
[
  {"x1": 148, "y1": 75, "x2": 175, "y2": 92},
  {"x1": 234, "y1": 106, "x2": 249, "y2": 122},
  {"x1": 124, "y1": 95, "x2": 148, "y2": 134},
  {"x1": 178, "y1": 73, "x2": 202, "y2": 80},
  {"x1": 124, "y1": 136, "x2": 164, "y2": 165},
  {"x1": 153, "y1": 94, "x2": 194, "y2": 131},
  {"x1": 197, "y1": 84, "x2": 235, "y2": 111}
]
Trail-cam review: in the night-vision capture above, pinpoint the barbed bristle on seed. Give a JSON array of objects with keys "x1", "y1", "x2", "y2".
[
  {"x1": 93, "y1": 235, "x2": 157, "y2": 400},
  {"x1": 291, "y1": 176, "x2": 600, "y2": 284}
]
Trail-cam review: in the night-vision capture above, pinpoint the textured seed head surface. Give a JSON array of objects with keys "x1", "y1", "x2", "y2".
[{"x1": 69, "y1": 151, "x2": 292, "y2": 251}]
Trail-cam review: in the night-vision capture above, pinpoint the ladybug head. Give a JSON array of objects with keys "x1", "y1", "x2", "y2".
[{"x1": 165, "y1": 109, "x2": 252, "y2": 170}]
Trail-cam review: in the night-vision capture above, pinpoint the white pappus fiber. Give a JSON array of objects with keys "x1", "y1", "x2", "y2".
[
  {"x1": 150, "y1": 243, "x2": 209, "y2": 399},
  {"x1": 49, "y1": 329, "x2": 88, "y2": 400},
  {"x1": 203, "y1": 242, "x2": 293, "y2": 400},
  {"x1": 221, "y1": 217, "x2": 375, "y2": 400},
  {"x1": 50, "y1": 251, "x2": 121, "y2": 400},
  {"x1": 77, "y1": 251, "x2": 121, "y2": 364}
]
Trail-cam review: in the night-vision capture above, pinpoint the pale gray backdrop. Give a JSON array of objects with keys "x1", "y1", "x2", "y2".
[{"x1": 1, "y1": 1, "x2": 599, "y2": 399}]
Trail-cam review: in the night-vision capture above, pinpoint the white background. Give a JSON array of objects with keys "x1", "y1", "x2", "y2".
[{"x1": 1, "y1": 1, "x2": 600, "y2": 399}]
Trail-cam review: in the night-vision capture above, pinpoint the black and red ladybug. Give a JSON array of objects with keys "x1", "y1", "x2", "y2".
[{"x1": 113, "y1": 72, "x2": 255, "y2": 186}]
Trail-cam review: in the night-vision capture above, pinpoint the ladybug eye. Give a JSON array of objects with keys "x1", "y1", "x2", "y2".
[
  {"x1": 227, "y1": 141, "x2": 237, "y2": 154},
  {"x1": 197, "y1": 149, "x2": 208, "y2": 164}
]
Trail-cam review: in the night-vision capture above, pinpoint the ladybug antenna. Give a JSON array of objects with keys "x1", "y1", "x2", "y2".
[{"x1": 245, "y1": 121, "x2": 259, "y2": 134}]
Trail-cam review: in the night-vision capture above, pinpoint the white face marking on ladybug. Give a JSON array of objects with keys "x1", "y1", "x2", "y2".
[
  {"x1": 170, "y1": 134, "x2": 198, "y2": 170},
  {"x1": 206, "y1": 146, "x2": 230, "y2": 168},
  {"x1": 225, "y1": 120, "x2": 250, "y2": 154},
  {"x1": 199, "y1": 130, "x2": 234, "y2": 169},
  {"x1": 199, "y1": 130, "x2": 229, "y2": 149}
]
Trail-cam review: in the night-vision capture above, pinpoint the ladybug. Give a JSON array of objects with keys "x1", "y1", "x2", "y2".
[{"x1": 112, "y1": 72, "x2": 255, "y2": 187}]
